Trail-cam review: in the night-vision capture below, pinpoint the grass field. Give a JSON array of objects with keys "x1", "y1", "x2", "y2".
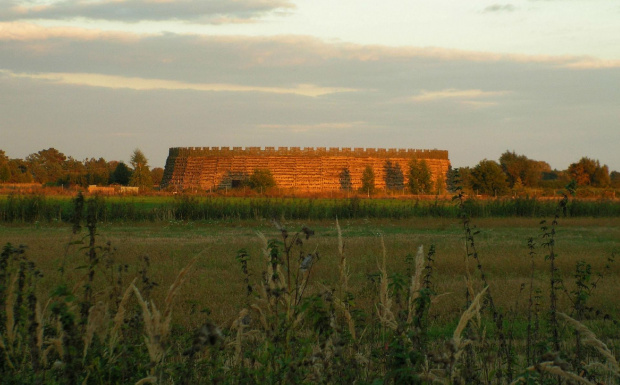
[
  {"x1": 1, "y1": 208, "x2": 619, "y2": 383},
  {"x1": 1, "y1": 217, "x2": 618, "y2": 326}
]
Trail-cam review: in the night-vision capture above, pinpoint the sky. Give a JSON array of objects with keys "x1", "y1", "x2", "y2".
[{"x1": 1, "y1": 0, "x2": 619, "y2": 170}]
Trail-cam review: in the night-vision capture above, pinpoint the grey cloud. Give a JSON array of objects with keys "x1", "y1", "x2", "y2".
[
  {"x1": 2, "y1": 30, "x2": 616, "y2": 90},
  {"x1": 0, "y1": 0, "x2": 294, "y2": 23},
  {"x1": 483, "y1": 4, "x2": 516, "y2": 13},
  {"x1": 1, "y1": 31, "x2": 619, "y2": 171}
]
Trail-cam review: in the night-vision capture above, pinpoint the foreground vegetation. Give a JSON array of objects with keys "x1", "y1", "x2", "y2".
[
  {"x1": 0, "y1": 193, "x2": 618, "y2": 384},
  {"x1": 2, "y1": 194, "x2": 620, "y2": 223}
]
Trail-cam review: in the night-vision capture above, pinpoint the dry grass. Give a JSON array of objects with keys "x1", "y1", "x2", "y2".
[
  {"x1": 0, "y1": 218, "x2": 618, "y2": 329},
  {"x1": 1, "y1": 214, "x2": 619, "y2": 384}
]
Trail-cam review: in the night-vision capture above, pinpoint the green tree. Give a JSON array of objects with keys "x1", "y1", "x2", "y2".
[
  {"x1": 592, "y1": 164, "x2": 610, "y2": 188},
  {"x1": 499, "y1": 151, "x2": 548, "y2": 188},
  {"x1": 383, "y1": 161, "x2": 404, "y2": 191},
  {"x1": 111, "y1": 162, "x2": 132, "y2": 185},
  {"x1": 26, "y1": 147, "x2": 67, "y2": 184},
  {"x1": 0, "y1": 164, "x2": 10, "y2": 182},
  {"x1": 62, "y1": 157, "x2": 87, "y2": 186},
  {"x1": 470, "y1": 159, "x2": 509, "y2": 196},
  {"x1": 84, "y1": 157, "x2": 109, "y2": 186},
  {"x1": 610, "y1": 171, "x2": 620, "y2": 188},
  {"x1": 407, "y1": 159, "x2": 432, "y2": 194},
  {"x1": 445, "y1": 166, "x2": 460, "y2": 193},
  {"x1": 339, "y1": 168, "x2": 352, "y2": 191},
  {"x1": 129, "y1": 149, "x2": 153, "y2": 189},
  {"x1": 360, "y1": 165, "x2": 375, "y2": 195},
  {"x1": 458, "y1": 167, "x2": 473, "y2": 193},
  {"x1": 247, "y1": 169, "x2": 276, "y2": 191},
  {"x1": 151, "y1": 167, "x2": 165, "y2": 187},
  {"x1": 539, "y1": 169, "x2": 570, "y2": 189}
]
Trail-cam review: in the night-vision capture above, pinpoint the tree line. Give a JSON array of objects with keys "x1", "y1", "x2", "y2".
[
  {"x1": 338, "y1": 151, "x2": 619, "y2": 196},
  {"x1": 0, "y1": 148, "x2": 160, "y2": 190},
  {"x1": 1, "y1": 148, "x2": 618, "y2": 195},
  {"x1": 451, "y1": 151, "x2": 619, "y2": 196}
]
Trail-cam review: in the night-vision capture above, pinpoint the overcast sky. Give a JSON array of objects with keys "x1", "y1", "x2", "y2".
[{"x1": 1, "y1": 0, "x2": 619, "y2": 170}]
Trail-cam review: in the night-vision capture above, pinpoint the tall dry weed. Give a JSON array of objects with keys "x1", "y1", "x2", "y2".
[
  {"x1": 376, "y1": 235, "x2": 397, "y2": 331},
  {"x1": 133, "y1": 258, "x2": 196, "y2": 366},
  {"x1": 406, "y1": 244, "x2": 425, "y2": 324}
]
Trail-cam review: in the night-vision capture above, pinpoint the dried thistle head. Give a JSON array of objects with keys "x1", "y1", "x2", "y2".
[
  {"x1": 183, "y1": 321, "x2": 223, "y2": 357},
  {"x1": 300, "y1": 254, "x2": 314, "y2": 272},
  {"x1": 302, "y1": 226, "x2": 314, "y2": 240}
]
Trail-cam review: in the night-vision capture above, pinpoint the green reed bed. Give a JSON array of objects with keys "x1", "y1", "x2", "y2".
[{"x1": 1, "y1": 194, "x2": 620, "y2": 223}]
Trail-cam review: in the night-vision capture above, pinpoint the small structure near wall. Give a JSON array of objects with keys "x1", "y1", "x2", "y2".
[
  {"x1": 87, "y1": 185, "x2": 115, "y2": 195},
  {"x1": 87, "y1": 185, "x2": 140, "y2": 195},
  {"x1": 119, "y1": 186, "x2": 139, "y2": 194}
]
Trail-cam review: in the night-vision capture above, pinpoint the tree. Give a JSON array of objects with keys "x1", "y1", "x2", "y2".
[
  {"x1": 0, "y1": 150, "x2": 10, "y2": 182},
  {"x1": 610, "y1": 171, "x2": 620, "y2": 189},
  {"x1": 512, "y1": 177, "x2": 524, "y2": 192},
  {"x1": 129, "y1": 149, "x2": 153, "y2": 189},
  {"x1": 84, "y1": 157, "x2": 109, "y2": 186},
  {"x1": 458, "y1": 167, "x2": 473, "y2": 193},
  {"x1": 247, "y1": 169, "x2": 276, "y2": 191},
  {"x1": 434, "y1": 172, "x2": 446, "y2": 194},
  {"x1": 0, "y1": 164, "x2": 10, "y2": 182},
  {"x1": 539, "y1": 169, "x2": 570, "y2": 189},
  {"x1": 151, "y1": 167, "x2": 164, "y2": 187},
  {"x1": 360, "y1": 165, "x2": 375, "y2": 195},
  {"x1": 446, "y1": 166, "x2": 462, "y2": 193},
  {"x1": 470, "y1": 159, "x2": 509, "y2": 196},
  {"x1": 383, "y1": 161, "x2": 404, "y2": 191},
  {"x1": 111, "y1": 162, "x2": 132, "y2": 186},
  {"x1": 26, "y1": 148, "x2": 67, "y2": 185},
  {"x1": 62, "y1": 157, "x2": 87, "y2": 186},
  {"x1": 407, "y1": 159, "x2": 432, "y2": 194},
  {"x1": 6, "y1": 159, "x2": 33, "y2": 183},
  {"x1": 592, "y1": 164, "x2": 610, "y2": 188},
  {"x1": 568, "y1": 157, "x2": 610, "y2": 187},
  {"x1": 339, "y1": 168, "x2": 352, "y2": 191},
  {"x1": 499, "y1": 150, "x2": 548, "y2": 188},
  {"x1": 568, "y1": 157, "x2": 596, "y2": 186}
]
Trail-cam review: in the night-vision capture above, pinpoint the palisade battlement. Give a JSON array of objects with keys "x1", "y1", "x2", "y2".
[
  {"x1": 168, "y1": 147, "x2": 449, "y2": 159},
  {"x1": 162, "y1": 146, "x2": 451, "y2": 192}
]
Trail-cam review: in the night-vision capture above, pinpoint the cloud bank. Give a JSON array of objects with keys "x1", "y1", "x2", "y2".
[
  {"x1": 0, "y1": 0, "x2": 295, "y2": 23},
  {"x1": 4, "y1": 70, "x2": 356, "y2": 97}
]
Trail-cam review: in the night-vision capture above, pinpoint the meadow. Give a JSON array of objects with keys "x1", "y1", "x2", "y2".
[{"x1": 0, "y1": 193, "x2": 619, "y2": 384}]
